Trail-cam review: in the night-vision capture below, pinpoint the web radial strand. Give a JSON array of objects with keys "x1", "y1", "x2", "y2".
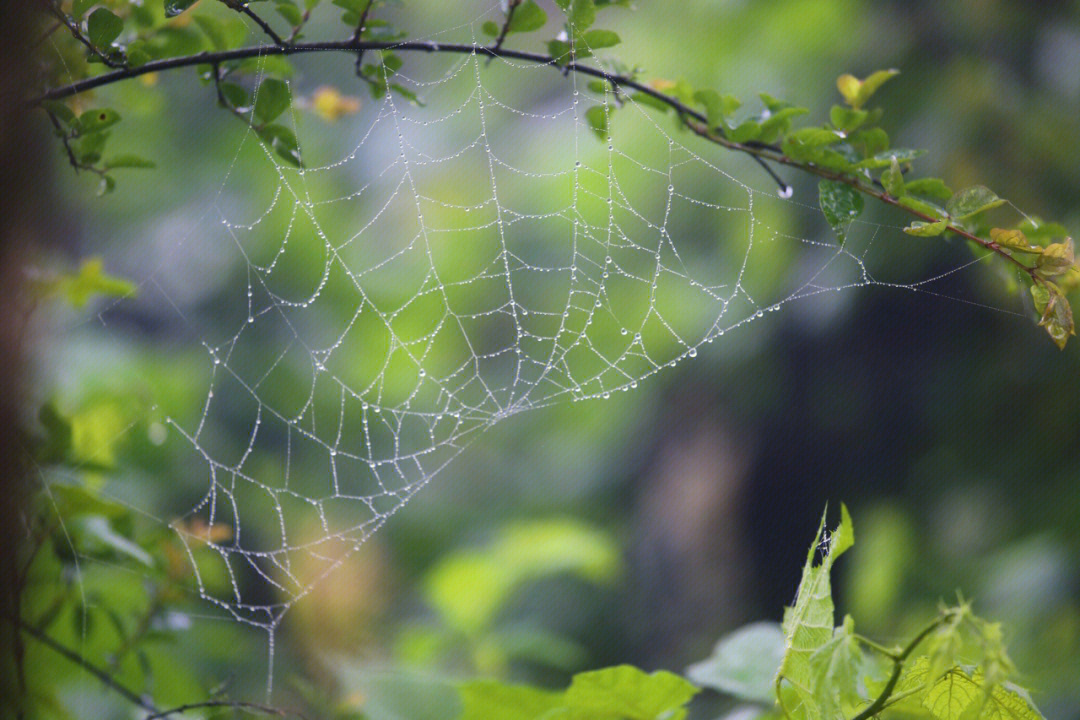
[{"x1": 97, "y1": 43, "x2": 997, "y2": 634}]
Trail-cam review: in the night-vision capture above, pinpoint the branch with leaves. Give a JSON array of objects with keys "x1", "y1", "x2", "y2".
[{"x1": 27, "y1": 0, "x2": 1078, "y2": 349}]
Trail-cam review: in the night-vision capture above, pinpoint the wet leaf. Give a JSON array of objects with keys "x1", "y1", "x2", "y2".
[{"x1": 818, "y1": 181, "x2": 864, "y2": 243}]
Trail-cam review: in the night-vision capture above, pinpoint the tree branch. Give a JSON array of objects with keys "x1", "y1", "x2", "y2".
[
  {"x1": 489, "y1": 0, "x2": 522, "y2": 59},
  {"x1": 30, "y1": 40, "x2": 1038, "y2": 282},
  {"x1": 39, "y1": 0, "x2": 125, "y2": 69},
  {"x1": 144, "y1": 699, "x2": 310, "y2": 720}
]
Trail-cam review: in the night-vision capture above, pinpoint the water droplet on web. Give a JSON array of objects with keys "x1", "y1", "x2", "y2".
[
  {"x1": 418, "y1": 369, "x2": 426, "y2": 377},
  {"x1": 688, "y1": 347, "x2": 698, "y2": 357},
  {"x1": 778, "y1": 185, "x2": 794, "y2": 199},
  {"x1": 621, "y1": 328, "x2": 628, "y2": 335}
]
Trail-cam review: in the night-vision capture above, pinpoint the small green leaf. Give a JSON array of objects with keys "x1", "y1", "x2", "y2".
[
  {"x1": 882, "y1": 157, "x2": 905, "y2": 197},
  {"x1": 783, "y1": 126, "x2": 845, "y2": 161},
  {"x1": 258, "y1": 124, "x2": 302, "y2": 166},
  {"x1": 219, "y1": 82, "x2": 250, "y2": 110},
  {"x1": 728, "y1": 120, "x2": 762, "y2": 144},
  {"x1": 275, "y1": 0, "x2": 304, "y2": 26},
  {"x1": 759, "y1": 106, "x2": 809, "y2": 143},
  {"x1": 854, "y1": 148, "x2": 925, "y2": 170},
  {"x1": 87, "y1": 8, "x2": 124, "y2": 47},
  {"x1": 686, "y1": 622, "x2": 785, "y2": 704},
  {"x1": 989, "y1": 228, "x2": 1042, "y2": 254},
  {"x1": 850, "y1": 126, "x2": 890, "y2": 157},
  {"x1": 555, "y1": 0, "x2": 597, "y2": 31},
  {"x1": 946, "y1": 185, "x2": 1006, "y2": 220},
  {"x1": 1036, "y1": 240, "x2": 1075, "y2": 275},
  {"x1": 582, "y1": 28, "x2": 620, "y2": 49},
  {"x1": 818, "y1": 180, "x2": 864, "y2": 243},
  {"x1": 77, "y1": 108, "x2": 121, "y2": 134},
  {"x1": 506, "y1": 1, "x2": 548, "y2": 33},
  {"x1": 904, "y1": 220, "x2": 949, "y2": 237},
  {"x1": 547, "y1": 39, "x2": 572, "y2": 64},
  {"x1": 905, "y1": 177, "x2": 953, "y2": 201},
  {"x1": 830, "y1": 104, "x2": 868, "y2": 132},
  {"x1": 481, "y1": 20, "x2": 500, "y2": 36},
  {"x1": 459, "y1": 680, "x2": 563, "y2": 720},
  {"x1": 585, "y1": 104, "x2": 611, "y2": 139},
  {"x1": 837, "y1": 69, "x2": 899, "y2": 109},
  {"x1": 254, "y1": 78, "x2": 292, "y2": 123}
]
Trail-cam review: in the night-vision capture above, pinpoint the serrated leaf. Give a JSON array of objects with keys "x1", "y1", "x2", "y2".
[
  {"x1": 686, "y1": 622, "x2": 785, "y2": 704},
  {"x1": 818, "y1": 181, "x2": 864, "y2": 244},
  {"x1": 946, "y1": 185, "x2": 1006, "y2": 220},
  {"x1": 898, "y1": 659, "x2": 1045, "y2": 720},
  {"x1": 255, "y1": 78, "x2": 292, "y2": 123},
  {"x1": 777, "y1": 505, "x2": 855, "y2": 720},
  {"x1": 809, "y1": 616, "x2": 866, "y2": 719},
  {"x1": 564, "y1": 666, "x2": 699, "y2": 720},
  {"x1": 87, "y1": 8, "x2": 124, "y2": 47},
  {"x1": 905, "y1": 220, "x2": 949, "y2": 237}
]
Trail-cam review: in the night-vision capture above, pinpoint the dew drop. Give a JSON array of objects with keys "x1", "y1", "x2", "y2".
[
  {"x1": 688, "y1": 348, "x2": 697, "y2": 357},
  {"x1": 778, "y1": 185, "x2": 794, "y2": 199}
]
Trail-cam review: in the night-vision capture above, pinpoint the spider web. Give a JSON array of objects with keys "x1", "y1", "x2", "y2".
[{"x1": 44, "y1": 4, "x2": 1011, "y2": 690}]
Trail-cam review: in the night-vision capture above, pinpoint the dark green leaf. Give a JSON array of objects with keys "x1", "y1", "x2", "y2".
[
  {"x1": 818, "y1": 180, "x2": 864, "y2": 243},
  {"x1": 258, "y1": 124, "x2": 302, "y2": 166},
  {"x1": 254, "y1": 78, "x2": 292, "y2": 123},
  {"x1": 219, "y1": 82, "x2": 250, "y2": 110},
  {"x1": 507, "y1": 1, "x2": 547, "y2": 33},
  {"x1": 275, "y1": 0, "x2": 304, "y2": 26},
  {"x1": 87, "y1": 8, "x2": 124, "y2": 47},
  {"x1": 481, "y1": 20, "x2": 500, "y2": 36}
]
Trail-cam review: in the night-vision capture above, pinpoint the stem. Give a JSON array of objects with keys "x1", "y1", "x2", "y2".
[
  {"x1": 236, "y1": 5, "x2": 287, "y2": 47},
  {"x1": 144, "y1": 699, "x2": 308, "y2": 720},
  {"x1": 489, "y1": 0, "x2": 522, "y2": 58},
  {"x1": 39, "y1": 0, "x2": 125, "y2": 69},
  {"x1": 849, "y1": 614, "x2": 950, "y2": 720},
  {"x1": 13, "y1": 617, "x2": 160, "y2": 714},
  {"x1": 30, "y1": 40, "x2": 1038, "y2": 279}
]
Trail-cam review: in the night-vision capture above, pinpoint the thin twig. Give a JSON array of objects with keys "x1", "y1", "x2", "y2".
[
  {"x1": 143, "y1": 699, "x2": 310, "y2": 720},
  {"x1": 487, "y1": 0, "x2": 522, "y2": 64},
  {"x1": 12, "y1": 617, "x2": 161, "y2": 714},
  {"x1": 350, "y1": 1, "x2": 375, "y2": 76}
]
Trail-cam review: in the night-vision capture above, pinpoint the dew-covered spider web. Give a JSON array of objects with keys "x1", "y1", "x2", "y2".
[{"x1": 44, "y1": 7, "x2": 1016, "y2": 690}]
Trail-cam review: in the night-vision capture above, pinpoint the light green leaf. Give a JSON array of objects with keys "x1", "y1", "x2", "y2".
[
  {"x1": 104, "y1": 154, "x2": 156, "y2": 170},
  {"x1": 837, "y1": 69, "x2": 899, "y2": 110},
  {"x1": 508, "y1": 0, "x2": 548, "y2": 32},
  {"x1": 44, "y1": 257, "x2": 136, "y2": 308},
  {"x1": 759, "y1": 106, "x2": 809, "y2": 143},
  {"x1": 818, "y1": 181, "x2": 864, "y2": 244},
  {"x1": 777, "y1": 505, "x2": 855, "y2": 720},
  {"x1": 87, "y1": 8, "x2": 123, "y2": 47},
  {"x1": 77, "y1": 108, "x2": 121, "y2": 134},
  {"x1": 946, "y1": 185, "x2": 1006, "y2": 220},
  {"x1": 830, "y1": 105, "x2": 868, "y2": 133},
  {"x1": 564, "y1": 665, "x2": 699, "y2": 720},
  {"x1": 988, "y1": 228, "x2": 1041, "y2": 254},
  {"x1": 255, "y1": 78, "x2": 292, "y2": 123},
  {"x1": 808, "y1": 615, "x2": 865, "y2": 718},
  {"x1": 459, "y1": 680, "x2": 564, "y2": 720},
  {"x1": 898, "y1": 659, "x2": 1045, "y2": 720},
  {"x1": 555, "y1": 0, "x2": 597, "y2": 31},
  {"x1": 882, "y1": 157, "x2": 905, "y2": 197},
  {"x1": 898, "y1": 195, "x2": 947, "y2": 220},
  {"x1": 904, "y1": 220, "x2": 949, "y2": 237},
  {"x1": 582, "y1": 28, "x2": 620, "y2": 49},
  {"x1": 686, "y1": 622, "x2": 785, "y2": 704}
]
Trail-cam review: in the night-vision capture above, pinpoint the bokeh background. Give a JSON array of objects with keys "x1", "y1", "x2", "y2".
[{"x1": 25, "y1": 1, "x2": 1080, "y2": 718}]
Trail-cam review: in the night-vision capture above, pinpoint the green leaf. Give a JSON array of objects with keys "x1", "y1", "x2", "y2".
[
  {"x1": 258, "y1": 124, "x2": 302, "y2": 166},
  {"x1": 1031, "y1": 282, "x2": 1075, "y2": 350},
  {"x1": 898, "y1": 195, "x2": 947, "y2": 220},
  {"x1": 759, "y1": 106, "x2": 809, "y2": 144},
  {"x1": 76, "y1": 516, "x2": 154, "y2": 567},
  {"x1": 631, "y1": 92, "x2": 671, "y2": 113},
  {"x1": 896, "y1": 659, "x2": 1045, "y2": 720},
  {"x1": 905, "y1": 177, "x2": 954, "y2": 201},
  {"x1": 582, "y1": 28, "x2": 620, "y2": 49},
  {"x1": 693, "y1": 89, "x2": 740, "y2": 129},
  {"x1": 49, "y1": 257, "x2": 137, "y2": 308},
  {"x1": 459, "y1": 680, "x2": 564, "y2": 720},
  {"x1": 988, "y1": 228, "x2": 1042, "y2": 254},
  {"x1": 849, "y1": 126, "x2": 889, "y2": 158},
  {"x1": 564, "y1": 666, "x2": 699, "y2": 720},
  {"x1": 830, "y1": 105, "x2": 868, "y2": 133},
  {"x1": 104, "y1": 154, "x2": 156, "y2": 170},
  {"x1": 424, "y1": 518, "x2": 619, "y2": 635},
  {"x1": 946, "y1": 185, "x2": 1006, "y2": 220},
  {"x1": 482, "y1": 20, "x2": 500, "y2": 36},
  {"x1": 808, "y1": 615, "x2": 866, "y2": 719},
  {"x1": 36, "y1": 402, "x2": 73, "y2": 464},
  {"x1": 547, "y1": 39, "x2": 573, "y2": 64},
  {"x1": 1035, "y1": 240, "x2": 1074, "y2": 275},
  {"x1": 87, "y1": 8, "x2": 124, "y2": 47},
  {"x1": 686, "y1": 622, "x2": 785, "y2": 704},
  {"x1": 904, "y1": 220, "x2": 949, "y2": 237},
  {"x1": 854, "y1": 148, "x2": 925, "y2": 170},
  {"x1": 507, "y1": 1, "x2": 548, "y2": 33},
  {"x1": 275, "y1": 0, "x2": 304, "y2": 26},
  {"x1": 77, "y1": 108, "x2": 121, "y2": 134},
  {"x1": 882, "y1": 157, "x2": 905, "y2": 197},
  {"x1": 555, "y1": 0, "x2": 597, "y2": 31},
  {"x1": 777, "y1": 505, "x2": 855, "y2": 720},
  {"x1": 585, "y1": 104, "x2": 612, "y2": 139},
  {"x1": 728, "y1": 120, "x2": 762, "y2": 144},
  {"x1": 837, "y1": 69, "x2": 899, "y2": 110},
  {"x1": 164, "y1": 0, "x2": 200, "y2": 17},
  {"x1": 219, "y1": 82, "x2": 250, "y2": 110},
  {"x1": 818, "y1": 181, "x2": 864, "y2": 244},
  {"x1": 783, "y1": 127, "x2": 844, "y2": 161},
  {"x1": 255, "y1": 78, "x2": 292, "y2": 123}
]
